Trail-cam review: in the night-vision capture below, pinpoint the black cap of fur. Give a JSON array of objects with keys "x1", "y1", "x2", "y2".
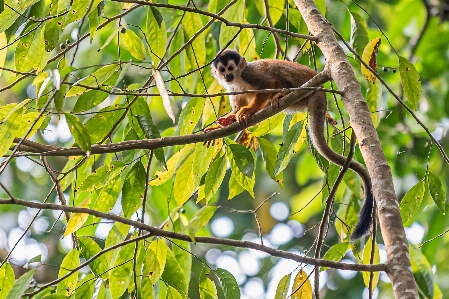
[{"x1": 213, "y1": 49, "x2": 241, "y2": 69}]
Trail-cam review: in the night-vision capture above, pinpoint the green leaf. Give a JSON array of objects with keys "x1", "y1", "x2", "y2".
[
  {"x1": 88, "y1": 2, "x2": 101, "y2": 42},
  {"x1": 161, "y1": 247, "x2": 187, "y2": 294},
  {"x1": 274, "y1": 274, "x2": 291, "y2": 299},
  {"x1": 259, "y1": 137, "x2": 277, "y2": 178},
  {"x1": 145, "y1": 239, "x2": 168, "y2": 284},
  {"x1": 307, "y1": 134, "x2": 329, "y2": 173},
  {"x1": 199, "y1": 268, "x2": 218, "y2": 299},
  {"x1": 349, "y1": 11, "x2": 369, "y2": 57},
  {"x1": 427, "y1": 171, "x2": 446, "y2": 214},
  {"x1": 131, "y1": 97, "x2": 165, "y2": 165},
  {"x1": 198, "y1": 153, "x2": 227, "y2": 203},
  {"x1": 0, "y1": 0, "x2": 40, "y2": 33},
  {"x1": 74, "y1": 273, "x2": 95, "y2": 299},
  {"x1": 64, "y1": 0, "x2": 90, "y2": 27},
  {"x1": 7, "y1": 270, "x2": 34, "y2": 299},
  {"x1": 0, "y1": 262, "x2": 14, "y2": 299},
  {"x1": 92, "y1": 174, "x2": 122, "y2": 214},
  {"x1": 84, "y1": 104, "x2": 126, "y2": 143},
  {"x1": 185, "y1": 205, "x2": 218, "y2": 240},
  {"x1": 399, "y1": 181, "x2": 425, "y2": 223},
  {"x1": 219, "y1": 0, "x2": 244, "y2": 49},
  {"x1": 0, "y1": 102, "x2": 24, "y2": 157},
  {"x1": 183, "y1": 12, "x2": 206, "y2": 67},
  {"x1": 275, "y1": 115, "x2": 304, "y2": 176},
  {"x1": 409, "y1": 244, "x2": 434, "y2": 298},
  {"x1": 321, "y1": 242, "x2": 351, "y2": 271},
  {"x1": 146, "y1": 7, "x2": 167, "y2": 64},
  {"x1": 78, "y1": 237, "x2": 108, "y2": 278},
  {"x1": 227, "y1": 140, "x2": 255, "y2": 197},
  {"x1": 250, "y1": 113, "x2": 284, "y2": 137},
  {"x1": 178, "y1": 98, "x2": 205, "y2": 136},
  {"x1": 65, "y1": 113, "x2": 92, "y2": 152},
  {"x1": 172, "y1": 238, "x2": 192, "y2": 289},
  {"x1": 56, "y1": 249, "x2": 79, "y2": 296},
  {"x1": 174, "y1": 153, "x2": 195, "y2": 206},
  {"x1": 362, "y1": 238, "x2": 380, "y2": 290},
  {"x1": 167, "y1": 285, "x2": 185, "y2": 299},
  {"x1": 105, "y1": 222, "x2": 130, "y2": 268},
  {"x1": 399, "y1": 56, "x2": 422, "y2": 110},
  {"x1": 73, "y1": 72, "x2": 118, "y2": 113},
  {"x1": 366, "y1": 79, "x2": 381, "y2": 128},
  {"x1": 149, "y1": 144, "x2": 195, "y2": 186},
  {"x1": 121, "y1": 29, "x2": 147, "y2": 61},
  {"x1": 66, "y1": 64, "x2": 119, "y2": 97},
  {"x1": 110, "y1": 243, "x2": 135, "y2": 299},
  {"x1": 215, "y1": 268, "x2": 240, "y2": 299},
  {"x1": 122, "y1": 161, "x2": 146, "y2": 218},
  {"x1": 228, "y1": 171, "x2": 245, "y2": 199},
  {"x1": 227, "y1": 143, "x2": 255, "y2": 178}
]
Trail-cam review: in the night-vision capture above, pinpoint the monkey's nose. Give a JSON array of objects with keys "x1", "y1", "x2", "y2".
[{"x1": 225, "y1": 74, "x2": 234, "y2": 82}]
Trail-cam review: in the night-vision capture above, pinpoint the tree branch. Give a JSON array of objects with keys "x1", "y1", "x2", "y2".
[{"x1": 0, "y1": 197, "x2": 386, "y2": 273}]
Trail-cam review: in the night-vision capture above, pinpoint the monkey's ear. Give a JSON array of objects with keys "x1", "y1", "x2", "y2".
[{"x1": 238, "y1": 57, "x2": 247, "y2": 69}]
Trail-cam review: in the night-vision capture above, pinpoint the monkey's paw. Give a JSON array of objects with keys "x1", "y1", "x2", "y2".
[
  {"x1": 217, "y1": 115, "x2": 237, "y2": 126},
  {"x1": 236, "y1": 107, "x2": 255, "y2": 124},
  {"x1": 272, "y1": 93, "x2": 284, "y2": 108}
]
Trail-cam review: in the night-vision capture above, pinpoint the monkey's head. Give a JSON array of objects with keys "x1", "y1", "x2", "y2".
[{"x1": 211, "y1": 49, "x2": 247, "y2": 84}]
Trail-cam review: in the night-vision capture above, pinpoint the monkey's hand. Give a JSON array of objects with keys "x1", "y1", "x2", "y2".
[
  {"x1": 271, "y1": 93, "x2": 285, "y2": 108},
  {"x1": 236, "y1": 106, "x2": 260, "y2": 124}
]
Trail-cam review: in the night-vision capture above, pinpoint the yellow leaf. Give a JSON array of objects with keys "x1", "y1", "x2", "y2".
[
  {"x1": 0, "y1": 32, "x2": 7, "y2": 76},
  {"x1": 362, "y1": 237, "x2": 380, "y2": 290},
  {"x1": 63, "y1": 198, "x2": 91, "y2": 237},
  {"x1": 291, "y1": 269, "x2": 313, "y2": 299},
  {"x1": 361, "y1": 36, "x2": 381, "y2": 84}
]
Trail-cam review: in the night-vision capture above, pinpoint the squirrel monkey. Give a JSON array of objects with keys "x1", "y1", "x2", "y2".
[{"x1": 210, "y1": 49, "x2": 374, "y2": 240}]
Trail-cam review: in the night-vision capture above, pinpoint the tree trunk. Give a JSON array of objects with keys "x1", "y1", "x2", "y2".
[{"x1": 293, "y1": 1, "x2": 418, "y2": 298}]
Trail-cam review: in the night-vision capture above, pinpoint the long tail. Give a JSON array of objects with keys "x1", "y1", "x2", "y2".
[{"x1": 307, "y1": 92, "x2": 374, "y2": 240}]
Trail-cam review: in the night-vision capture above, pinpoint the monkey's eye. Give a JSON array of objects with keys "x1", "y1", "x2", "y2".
[
  {"x1": 219, "y1": 67, "x2": 225, "y2": 72},
  {"x1": 228, "y1": 66, "x2": 234, "y2": 71}
]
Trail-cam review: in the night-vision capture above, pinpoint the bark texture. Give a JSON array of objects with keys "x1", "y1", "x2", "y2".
[{"x1": 293, "y1": 1, "x2": 418, "y2": 298}]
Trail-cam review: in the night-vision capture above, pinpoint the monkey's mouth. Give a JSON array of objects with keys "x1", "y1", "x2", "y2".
[{"x1": 225, "y1": 74, "x2": 234, "y2": 82}]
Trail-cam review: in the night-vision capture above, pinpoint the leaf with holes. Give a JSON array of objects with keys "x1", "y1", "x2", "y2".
[
  {"x1": 361, "y1": 36, "x2": 381, "y2": 84},
  {"x1": 291, "y1": 270, "x2": 312, "y2": 299}
]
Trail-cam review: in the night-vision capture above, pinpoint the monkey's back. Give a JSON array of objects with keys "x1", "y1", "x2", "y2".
[{"x1": 241, "y1": 59, "x2": 318, "y2": 89}]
